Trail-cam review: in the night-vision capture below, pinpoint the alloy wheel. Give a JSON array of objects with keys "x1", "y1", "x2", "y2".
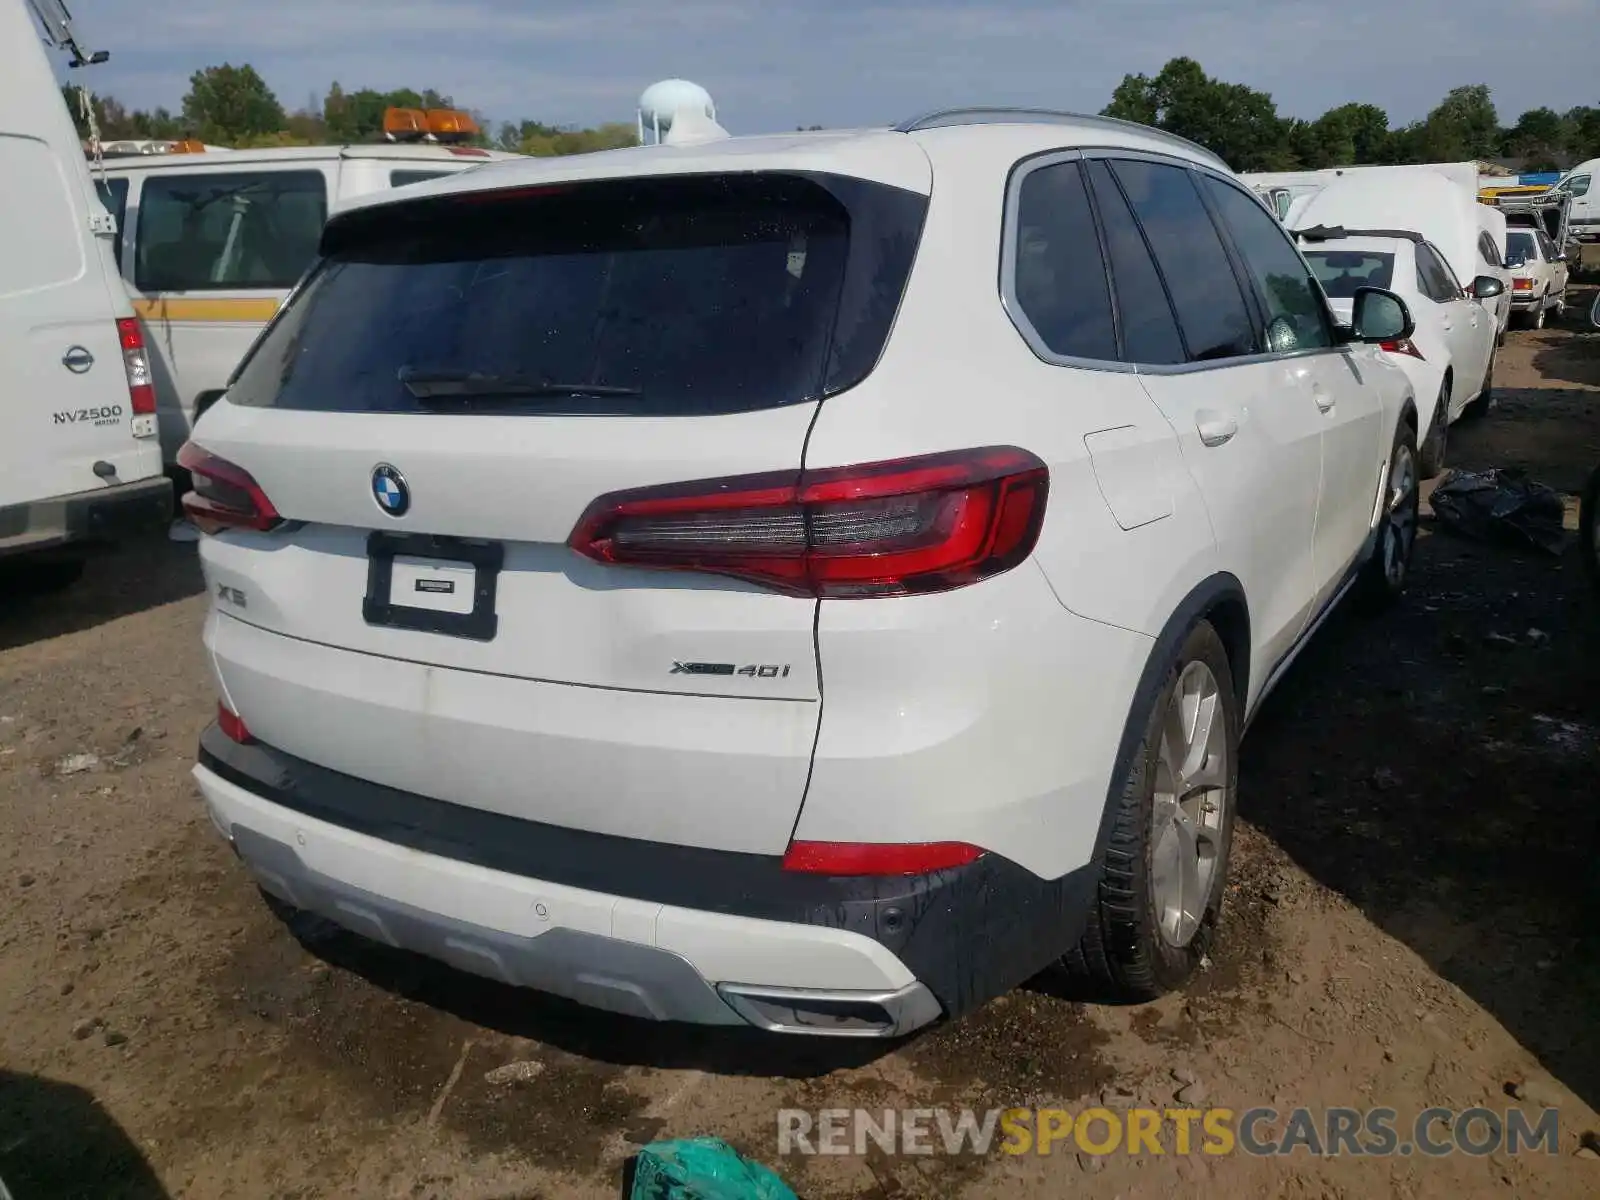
[{"x1": 1151, "y1": 661, "x2": 1230, "y2": 948}]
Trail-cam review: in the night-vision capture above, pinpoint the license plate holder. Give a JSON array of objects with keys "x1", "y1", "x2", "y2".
[{"x1": 363, "y1": 531, "x2": 502, "y2": 641}]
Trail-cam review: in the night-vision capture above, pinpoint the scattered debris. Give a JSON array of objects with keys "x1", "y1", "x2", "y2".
[
  {"x1": 1370, "y1": 767, "x2": 1401, "y2": 791},
  {"x1": 1481, "y1": 685, "x2": 1507, "y2": 698},
  {"x1": 1101, "y1": 1085, "x2": 1137, "y2": 1107},
  {"x1": 1578, "y1": 1131, "x2": 1600, "y2": 1160},
  {"x1": 483, "y1": 1060, "x2": 545, "y2": 1086},
  {"x1": 103, "y1": 1030, "x2": 127, "y2": 1048},
  {"x1": 53, "y1": 754, "x2": 99, "y2": 776},
  {"x1": 1483, "y1": 632, "x2": 1520, "y2": 649},
  {"x1": 1430, "y1": 468, "x2": 1567, "y2": 555},
  {"x1": 1506, "y1": 1075, "x2": 1563, "y2": 1107},
  {"x1": 1525, "y1": 628, "x2": 1550, "y2": 647},
  {"x1": 630, "y1": 1138, "x2": 798, "y2": 1200},
  {"x1": 70, "y1": 1017, "x2": 101, "y2": 1041},
  {"x1": 1530, "y1": 715, "x2": 1592, "y2": 755},
  {"x1": 1172, "y1": 1066, "x2": 1197, "y2": 1085},
  {"x1": 1077, "y1": 1151, "x2": 1104, "y2": 1174},
  {"x1": 16, "y1": 875, "x2": 33, "y2": 889},
  {"x1": 1174, "y1": 1080, "x2": 1208, "y2": 1105},
  {"x1": 58, "y1": 981, "x2": 73, "y2": 997}
]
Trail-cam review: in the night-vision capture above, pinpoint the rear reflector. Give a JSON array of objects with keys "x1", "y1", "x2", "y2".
[
  {"x1": 116, "y1": 318, "x2": 157, "y2": 417},
  {"x1": 217, "y1": 701, "x2": 254, "y2": 745},
  {"x1": 781, "y1": 841, "x2": 984, "y2": 876},
  {"x1": 1378, "y1": 337, "x2": 1425, "y2": 360},
  {"x1": 568, "y1": 447, "x2": 1049, "y2": 598},
  {"x1": 177, "y1": 442, "x2": 283, "y2": 535}
]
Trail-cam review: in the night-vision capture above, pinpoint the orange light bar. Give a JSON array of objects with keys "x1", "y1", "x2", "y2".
[
  {"x1": 424, "y1": 108, "x2": 480, "y2": 141},
  {"x1": 383, "y1": 107, "x2": 429, "y2": 140},
  {"x1": 171, "y1": 139, "x2": 207, "y2": 154}
]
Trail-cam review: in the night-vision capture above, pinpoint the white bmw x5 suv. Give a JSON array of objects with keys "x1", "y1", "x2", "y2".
[{"x1": 187, "y1": 109, "x2": 1420, "y2": 1037}]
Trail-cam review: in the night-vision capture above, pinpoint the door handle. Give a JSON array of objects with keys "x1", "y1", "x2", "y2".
[
  {"x1": 1196, "y1": 412, "x2": 1238, "y2": 447},
  {"x1": 1312, "y1": 386, "x2": 1335, "y2": 414}
]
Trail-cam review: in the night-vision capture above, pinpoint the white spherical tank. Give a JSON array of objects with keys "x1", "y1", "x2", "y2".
[{"x1": 638, "y1": 79, "x2": 715, "y2": 142}]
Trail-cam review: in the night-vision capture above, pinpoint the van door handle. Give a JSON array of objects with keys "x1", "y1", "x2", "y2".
[
  {"x1": 1312, "y1": 386, "x2": 1335, "y2": 414},
  {"x1": 1196, "y1": 412, "x2": 1238, "y2": 447}
]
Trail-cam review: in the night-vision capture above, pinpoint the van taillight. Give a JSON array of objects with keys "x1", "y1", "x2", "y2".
[
  {"x1": 116, "y1": 318, "x2": 157, "y2": 417},
  {"x1": 176, "y1": 442, "x2": 282, "y2": 535},
  {"x1": 568, "y1": 447, "x2": 1049, "y2": 598}
]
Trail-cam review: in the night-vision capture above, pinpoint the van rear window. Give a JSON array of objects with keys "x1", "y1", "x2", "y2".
[
  {"x1": 227, "y1": 173, "x2": 927, "y2": 417},
  {"x1": 1303, "y1": 251, "x2": 1396, "y2": 299}
]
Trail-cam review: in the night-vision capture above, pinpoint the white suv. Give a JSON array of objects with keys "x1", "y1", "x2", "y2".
[{"x1": 187, "y1": 110, "x2": 1420, "y2": 1037}]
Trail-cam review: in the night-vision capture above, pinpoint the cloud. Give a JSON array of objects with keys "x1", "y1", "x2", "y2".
[{"x1": 59, "y1": 0, "x2": 1598, "y2": 134}]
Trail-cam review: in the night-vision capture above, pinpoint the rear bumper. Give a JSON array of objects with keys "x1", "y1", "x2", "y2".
[
  {"x1": 0, "y1": 476, "x2": 172, "y2": 559},
  {"x1": 195, "y1": 725, "x2": 1097, "y2": 1034}
]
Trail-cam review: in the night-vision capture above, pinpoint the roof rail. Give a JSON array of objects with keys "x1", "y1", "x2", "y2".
[{"x1": 892, "y1": 107, "x2": 1227, "y2": 168}]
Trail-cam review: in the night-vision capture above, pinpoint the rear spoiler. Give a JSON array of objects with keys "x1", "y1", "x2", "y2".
[{"x1": 1293, "y1": 225, "x2": 1424, "y2": 244}]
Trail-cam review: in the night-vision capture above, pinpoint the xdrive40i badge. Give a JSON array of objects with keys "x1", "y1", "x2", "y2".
[{"x1": 672, "y1": 662, "x2": 793, "y2": 678}]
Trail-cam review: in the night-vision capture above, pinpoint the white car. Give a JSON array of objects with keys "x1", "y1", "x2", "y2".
[
  {"x1": 1503, "y1": 226, "x2": 1570, "y2": 329},
  {"x1": 1299, "y1": 229, "x2": 1502, "y2": 478},
  {"x1": 186, "y1": 109, "x2": 1420, "y2": 1036}
]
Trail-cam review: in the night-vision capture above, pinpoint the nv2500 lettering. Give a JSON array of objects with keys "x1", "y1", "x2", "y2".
[{"x1": 54, "y1": 405, "x2": 124, "y2": 427}]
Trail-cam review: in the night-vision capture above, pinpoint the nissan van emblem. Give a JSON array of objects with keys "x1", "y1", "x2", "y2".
[
  {"x1": 62, "y1": 346, "x2": 95, "y2": 374},
  {"x1": 371, "y1": 464, "x2": 410, "y2": 517}
]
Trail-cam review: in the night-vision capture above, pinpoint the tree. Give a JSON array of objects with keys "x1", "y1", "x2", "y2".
[
  {"x1": 1102, "y1": 57, "x2": 1293, "y2": 171},
  {"x1": 515, "y1": 122, "x2": 637, "y2": 157},
  {"x1": 1317, "y1": 103, "x2": 1390, "y2": 164},
  {"x1": 1564, "y1": 106, "x2": 1600, "y2": 162},
  {"x1": 181, "y1": 64, "x2": 285, "y2": 145},
  {"x1": 1418, "y1": 84, "x2": 1500, "y2": 161}
]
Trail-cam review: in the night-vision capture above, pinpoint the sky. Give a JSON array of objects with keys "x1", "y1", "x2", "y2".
[{"x1": 48, "y1": 0, "x2": 1599, "y2": 136}]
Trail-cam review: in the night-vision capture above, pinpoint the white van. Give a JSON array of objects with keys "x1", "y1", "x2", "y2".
[
  {"x1": 96, "y1": 138, "x2": 519, "y2": 464},
  {"x1": 1548, "y1": 158, "x2": 1597, "y2": 242},
  {"x1": 1, "y1": 0, "x2": 169, "y2": 590},
  {"x1": 1262, "y1": 164, "x2": 1513, "y2": 339}
]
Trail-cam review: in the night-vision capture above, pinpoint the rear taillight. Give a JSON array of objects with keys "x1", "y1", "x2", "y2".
[
  {"x1": 177, "y1": 442, "x2": 282, "y2": 535},
  {"x1": 1512, "y1": 278, "x2": 1534, "y2": 292},
  {"x1": 116, "y1": 317, "x2": 157, "y2": 425},
  {"x1": 1378, "y1": 337, "x2": 1425, "y2": 360},
  {"x1": 568, "y1": 447, "x2": 1049, "y2": 598},
  {"x1": 216, "y1": 701, "x2": 254, "y2": 745},
  {"x1": 781, "y1": 841, "x2": 985, "y2": 876}
]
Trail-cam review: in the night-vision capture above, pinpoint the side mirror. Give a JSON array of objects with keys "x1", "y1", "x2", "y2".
[
  {"x1": 1472, "y1": 275, "x2": 1505, "y2": 300},
  {"x1": 1350, "y1": 287, "x2": 1414, "y2": 342}
]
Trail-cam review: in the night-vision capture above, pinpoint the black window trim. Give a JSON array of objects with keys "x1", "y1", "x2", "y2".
[
  {"x1": 998, "y1": 148, "x2": 1136, "y2": 375},
  {"x1": 999, "y1": 146, "x2": 1353, "y2": 377},
  {"x1": 1086, "y1": 149, "x2": 1343, "y2": 376}
]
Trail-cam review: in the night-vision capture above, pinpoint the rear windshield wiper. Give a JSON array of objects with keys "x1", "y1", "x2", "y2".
[{"x1": 398, "y1": 367, "x2": 642, "y2": 401}]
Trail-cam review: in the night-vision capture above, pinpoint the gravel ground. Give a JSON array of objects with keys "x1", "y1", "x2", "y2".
[{"x1": 2, "y1": 309, "x2": 1598, "y2": 1199}]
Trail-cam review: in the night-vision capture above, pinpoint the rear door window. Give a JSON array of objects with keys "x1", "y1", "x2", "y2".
[
  {"x1": 228, "y1": 173, "x2": 928, "y2": 417},
  {"x1": 1415, "y1": 243, "x2": 1463, "y2": 303},
  {"x1": 1201, "y1": 176, "x2": 1332, "y2": 353},
  {"x1": 135, "y1": 170, "x2": 328, "y2": 291},
  {"x1": 1084, "y1": 161, "x2": 1186, "y2": 365},
  {"x1": 1008, "y1": 160, "x2": 1117, "y2": 361},
  {"x1": 1302, "y1": 251, "x2": 1396, "y2": 298},
  {"x1": 1109, "y1": 159, "x2": 1257, "y2": 363}
]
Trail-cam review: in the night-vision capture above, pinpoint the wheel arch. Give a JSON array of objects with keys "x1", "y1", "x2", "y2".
[{"x1": 1087, "y1": 573, "x2": 1249, "y2": 866}]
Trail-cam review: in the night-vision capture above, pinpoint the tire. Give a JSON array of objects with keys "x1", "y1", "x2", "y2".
[
  {"x1": 1418, "y1": 381, "x2": 1450, "y2": 478},
  {"x1": 1062, "y1": 619, "x2": 1239, "y2": 1001},
  {"x1": 1355, "y1": 422, "x2": 1420, "y2": 611},
  {"x1": 1580, "y1": 465, "x2": 1600, "y2": 598},
  {"x1": 1462, "y1": 354, "x2": 1494, "y2": 421}
]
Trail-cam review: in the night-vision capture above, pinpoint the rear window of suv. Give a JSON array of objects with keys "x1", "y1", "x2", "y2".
[
  {"x1": 1303, "y1": 250, "x2": 1396, "y2": 298},
  {"x1": 227, "y1": 173, "x2": 928, "y2": 417}
]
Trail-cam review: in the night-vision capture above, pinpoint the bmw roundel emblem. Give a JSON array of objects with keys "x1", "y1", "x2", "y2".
[{"x1": 371, "y1": 464, "x2": 410, "y2": 517}]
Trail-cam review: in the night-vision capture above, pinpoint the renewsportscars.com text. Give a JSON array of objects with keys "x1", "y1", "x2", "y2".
[{"x1": 777, "y1": 1106, "x2": 1561, "y2": 1158}]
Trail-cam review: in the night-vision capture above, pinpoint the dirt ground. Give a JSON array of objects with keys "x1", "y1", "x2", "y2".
[{"x1": 3, "y1": 305, "x2": 1599, "y2": 1200}]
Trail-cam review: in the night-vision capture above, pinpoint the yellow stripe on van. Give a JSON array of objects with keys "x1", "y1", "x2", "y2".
[{"x1": 131, "y1": 298, "x2": 282, "y2": 323}]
